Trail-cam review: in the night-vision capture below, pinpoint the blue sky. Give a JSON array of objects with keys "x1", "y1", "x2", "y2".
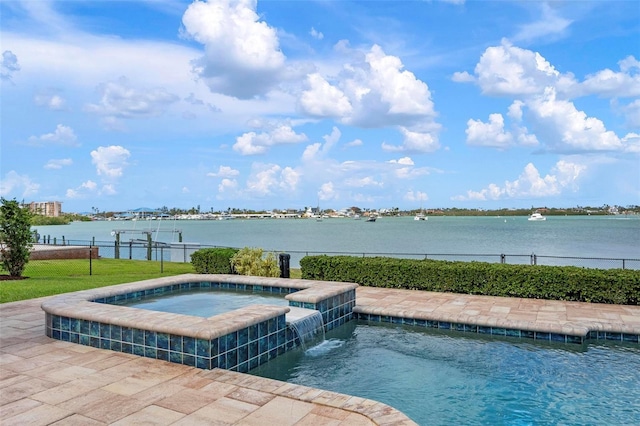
[{"x1": 1, "y1": 0, "x2": 639, "y2": 213}]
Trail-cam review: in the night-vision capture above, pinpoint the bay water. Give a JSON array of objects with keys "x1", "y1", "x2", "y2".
[{"x1": 33, "y1": 215, "x2": 640, "y2": 268}]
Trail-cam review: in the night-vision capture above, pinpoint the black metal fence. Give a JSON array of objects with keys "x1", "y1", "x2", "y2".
[{"x1": 19, "y1": 240, "x2": 640, "y2": 278}]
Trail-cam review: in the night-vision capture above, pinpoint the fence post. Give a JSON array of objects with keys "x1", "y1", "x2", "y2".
[
  {"x1": 500, "y1": 254, "x2": 506, "y2": 264},
  {"x1": 89, "y1": 245, "x2": 93, "y2": 276},
  {"x1": 147, "y1": 233, "x2": 152, "y2": 261},
  {"x1": 622, "y1": 259, "x2": 626, "y2": 270},
  {"x1": 129, "y1": 241, "x2": 132, "y2": 260},
  {"x1": 530, "y1": 253, "x2": 537, "y2": 266},
  {"x1": 161, "y1": 247, "x2": 164, "y2": 273},
  {"x1": 115, "y1": 233, "x2": 120, "y2": 259}
]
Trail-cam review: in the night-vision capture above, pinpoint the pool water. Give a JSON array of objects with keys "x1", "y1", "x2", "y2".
[
  {"x1": 250, "y1": 321, "x2": 640, "y2": 425},
  {"x1": 112, "y1": 289, "x2": 290, "y2": 317}
]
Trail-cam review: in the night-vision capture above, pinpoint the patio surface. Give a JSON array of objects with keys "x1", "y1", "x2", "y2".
[{"x1": 2, "y1": 287, "x2": 639, "y2": 425}]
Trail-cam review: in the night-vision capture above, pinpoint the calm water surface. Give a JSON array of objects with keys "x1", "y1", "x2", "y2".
[
  {"x1": 251, "y1": 321, "x2": 640, "y2": 426},
  {"x1": 34, "y1": 216, "x2": 640, "y2": 267}
]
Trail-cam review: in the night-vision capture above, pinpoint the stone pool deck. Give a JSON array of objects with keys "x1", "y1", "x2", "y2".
[{"x1": 2, "y1": 288, "x2": 640, "y2": 425}]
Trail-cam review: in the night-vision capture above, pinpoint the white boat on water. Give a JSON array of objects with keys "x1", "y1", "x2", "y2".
[
  {"x1": 414, "y1": 212, "x2": 427, "y2": 221},
  {"x1": 528, "y1": 212, "x2": 546, "y2": 221}
]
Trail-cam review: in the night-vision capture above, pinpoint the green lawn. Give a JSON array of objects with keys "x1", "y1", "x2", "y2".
[{"x1": 1, "y1": 259, "x2": 302, "y2": 303}]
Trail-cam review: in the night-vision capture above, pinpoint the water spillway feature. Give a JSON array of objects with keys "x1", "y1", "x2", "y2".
[{"x1": 286, "y1": 307, "x2": 325, "y2": 349}]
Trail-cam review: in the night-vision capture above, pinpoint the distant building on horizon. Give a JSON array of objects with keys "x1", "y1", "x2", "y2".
[{"x1": 29, "y1": 201, "x2": 62, "y2": 217}]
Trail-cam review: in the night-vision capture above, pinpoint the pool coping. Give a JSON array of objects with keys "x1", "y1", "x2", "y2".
[
  {"x1": 354, "y1": 287, "x2": 640, "y2": 344},
  {"x1": 41, "y1": 274, "x2": 358, "y2": 341}
]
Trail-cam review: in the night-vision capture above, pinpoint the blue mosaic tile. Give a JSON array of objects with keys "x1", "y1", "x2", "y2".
[
  {"x1": 70, "y1": 333, "x2": 79, "y2": 344},
  {"x1": 392, "y1": 316, "x2": 403, "y2": 324},
  {"x1": 606, "y1": 332, "x2": 622, "y2": 341},
  {"x1": 196, "y1": 357, "x2": 210, "y2": 369},
  {"x1": 61, "y1": 331, "x2": 69, "y2": 341},
  {"x1": 268, "y1": 333, "x2": 277, "y2": 350},
  {"x1": 267, "y1": 319, "x2": 276, "y2": 334},
  {"x1": 144, "y1": 346, "x2": 156, "y2": 358},
  {"x1": 145, "y1": 330, "x2": 157, "y2": 347},
  {"x1": 478, "y1": 326, "x2": 491, "y2": 334},
  {"x1": 439, "y1": 322, "x2": 451, "y2": 330},
  {"x1": 183, "y1": 354, "x2": 196, "y2": 367},
  {"x1": 238, "y1": 345, "x2": 249, "y2": 365},
  {"x1": 121, "y1": 342, "x2": 132, "y2": 353},
  {"x1": 226, "y1": 349, "x2": 238, "y2": 368},
  {"x1": 623, "y1": 334, "x2": 639, "y2": 343},
  {"x1": 90, "y1": 321, "x2": 100, "y2": 337},
  {"x1": 133, "y1": 329, "x2": 145, "y2": 345},
  {"x1": 248, "y1": 325, "x2": 258, "y2": 342},
  {"x1": 249, "y1": 356, "x2": 259, "y2": 370},
  {"x1": 122, "y1": 327, "x2": 133, "y2": 343},
  {"x1": 170, "y1": 335, "x2": 182, "y2": 352},
  {"x1": 258, "y1": 336, "x2": 268, "y2": 353},
  {"x1": 249, "y1": 341, "x2": 258, "y2": 358},
  {"x1": 535, "y1": 332, "x2": 551, "y2": 341},
  {"x1": 99, "y1": 323, "x2": 110, "y2": 339},
  {"x1": 183, "y1": 337, "x2": 196, "y2": 355},
  {"x1": 110, "y1": 340, "x2": 122, "y2": 351},
  {"x1": 226, "y1": 332, "x2": 238, "y2": 352},
  {"x1": 551, "y1": 333, "x2": 566, "y2": 343},
  {"x1": 80, "y1": 334, "x2": 90, "y2": 346},
  {"x1": 52, "y1": 329, "x2": 61, "y2": 339},
  {"x1": 506, "y1": 329, "x2": 520, "y2": 337},
  {"x1": 491, "y1": 328, "x2": 506, "y2": 336},
  {"x1": 90, "y1": 337, "x2": 101, "y2": 348},
  {"x1": 258, "y1": 321, "x2": 268, "y2": 338},
  {"x1": 169, "y1": 351, "x2": 182, "y2": 363},
  {"x1": 70, "y1": 318, "x2": 80, "y2": 333},
  {"x1": 157, "y1": 333, "x2": 169, "y2": 350},
  {"x1": 131, "y1": 344, "x2": 144, "y2": 356},
  {"x1": 521, "y1": 330, "x2": 535, "y2": 339},
  {"x1": 110, "y1": 325, "x2": 121, "y2": 341},
  {"x1": 100, "y1": 339, "x2": 110, "y2": 350},
  {"x1": 156, "y1": 349, "x2": 169, "y2": 362},
  {"x1": 196, "y1": 339, "x2": 211, "y2": 358}
]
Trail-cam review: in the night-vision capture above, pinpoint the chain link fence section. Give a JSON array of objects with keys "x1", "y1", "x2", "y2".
[{"x1": 24, "y1": 241, "x2": 640, "y2": 276}]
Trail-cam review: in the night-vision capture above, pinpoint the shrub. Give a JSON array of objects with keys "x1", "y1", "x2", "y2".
[
  {"x1": 0, "y1": 198, "x2": 34, "y2": 277},
  {"x1": 231, "y1": 247, "x2": 280, "y2": 277},
  {"x1": 191, "y1": 248, "x2": 238, "y2": 274},
  {"x1": 300, "y1": 255, "x2": 640, "y2": 305}
]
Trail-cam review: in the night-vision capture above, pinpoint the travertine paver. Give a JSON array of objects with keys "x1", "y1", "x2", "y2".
[
  {"x1": 355, "y1": 287, "x2": 640, "y2": 336},
  {"x1": 0, "y1": 297, "x2": 403, "y2": 425},
  {"x1": 3, "y1": 287, "x2": 639, "y2": 425}
]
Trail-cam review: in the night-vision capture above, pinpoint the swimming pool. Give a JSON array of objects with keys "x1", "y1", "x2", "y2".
[{"x1": 250, "y1": 321, "x2": 640, "y2": 425}]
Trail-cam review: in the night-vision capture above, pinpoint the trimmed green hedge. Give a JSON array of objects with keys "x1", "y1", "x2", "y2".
[
  {"x1": 191, "y1": 248, "x2": 239, "y2": 274},
  {"x1": 300, "y1": 255, "x2": 640, "y2": 305}
]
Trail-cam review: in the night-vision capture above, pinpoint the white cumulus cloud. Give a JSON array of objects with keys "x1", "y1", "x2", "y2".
[
  {"x1": 0, "y1": 171, "x2": 39, "y2": 198},
  {"x1": 181, "y1": 0, "x2": 286, "y2": 99},
  {"x1": 233, "y1": 124, "x2": 307, "y2": 155},
  {"x1": 85, "y1": 77, "x2": 179, "y2": 129},
  {"x1": 27, "y1": 124, "x2": 79, "y2": 147},
  {"x1": 90, "y1": 145, "x2": 131, "y2": 180},
  {"x1": 452, "y1": 161, "x2": 586, "y2": 201}
]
